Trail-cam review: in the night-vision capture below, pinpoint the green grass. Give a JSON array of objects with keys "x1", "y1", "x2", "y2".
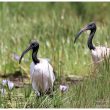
[{"x1": 0, "y1": 2, "x2": 110, "y2": 108}]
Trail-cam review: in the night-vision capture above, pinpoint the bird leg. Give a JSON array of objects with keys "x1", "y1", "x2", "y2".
[{"x1": 45, "y1": 87, "x2": 54, "y2": 98}]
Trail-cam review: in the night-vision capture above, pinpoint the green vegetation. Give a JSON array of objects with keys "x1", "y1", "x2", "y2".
[{"x1": 0, "y1": 2, "x2": 110, "y2": 108}]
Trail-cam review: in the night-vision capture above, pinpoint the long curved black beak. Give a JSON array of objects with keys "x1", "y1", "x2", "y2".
[
  {"x1": 74, "y1": 26, "x2": 88, "y2": 43},
  {"x1": 19, "y1": 46, "x2": 32, "y2": 64}
]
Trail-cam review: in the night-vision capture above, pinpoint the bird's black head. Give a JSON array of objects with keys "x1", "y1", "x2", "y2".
[
  {"x1": 74, "y1": 22, "x2": 96, "y2": 43},
  {"x1": 19, "y1": 40, "x2": 39, "y2": 64},
  {"x1": 30, "y1": 41, "x2": 39, "y2": 50},
  {"x1": 85, "y1": 22, "x2": 96, "y2": 31}
]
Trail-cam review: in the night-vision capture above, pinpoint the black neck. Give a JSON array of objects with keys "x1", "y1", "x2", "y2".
[
  {"x1": 87, "y1": 29, "x2": 96, "y2": 50},
  {"x1": 32, "y1": 49, "x2": 39, "y2": 64}
]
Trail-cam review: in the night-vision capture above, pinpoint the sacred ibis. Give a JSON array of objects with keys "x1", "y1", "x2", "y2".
[
  {"x1": 74, "y1": 22, "x2": 110, "y2": 64},
  {"x1": 19, "y1": 41, "x2": 55, "y2": 96}
]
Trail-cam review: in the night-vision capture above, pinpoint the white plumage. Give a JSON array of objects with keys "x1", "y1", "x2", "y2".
[
  {"x1": 30, "y1": 59, "x2": 55, "y2": 96},
  {"x1": 19, "y1": 41, "x2": 55, "y2": 96},
  {"x1": 91, "y1": 46, "x2": 110, "y2": 63}
]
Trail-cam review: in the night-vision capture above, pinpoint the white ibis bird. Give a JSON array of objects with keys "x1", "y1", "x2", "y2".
[
  {"x1": 19, "y1": 41, "x2": 55, "y2": 96},
  {"x1": 74, "y1": 22, "x2": 110, "y2": 64}
]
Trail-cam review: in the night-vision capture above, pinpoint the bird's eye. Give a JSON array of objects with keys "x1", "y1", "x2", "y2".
[
  {"x1": 33, "y1": 44, "x2": 36, "y2": 47},
  {"x1": 31, "y1": 43, "x2": 35, "y2": 47},
  {"x1": 90, "y1": 24, "x2": 94, "y2": 28},
  {"x1": 33, "y1": 43, "x2": 37, "y2": 47}
]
